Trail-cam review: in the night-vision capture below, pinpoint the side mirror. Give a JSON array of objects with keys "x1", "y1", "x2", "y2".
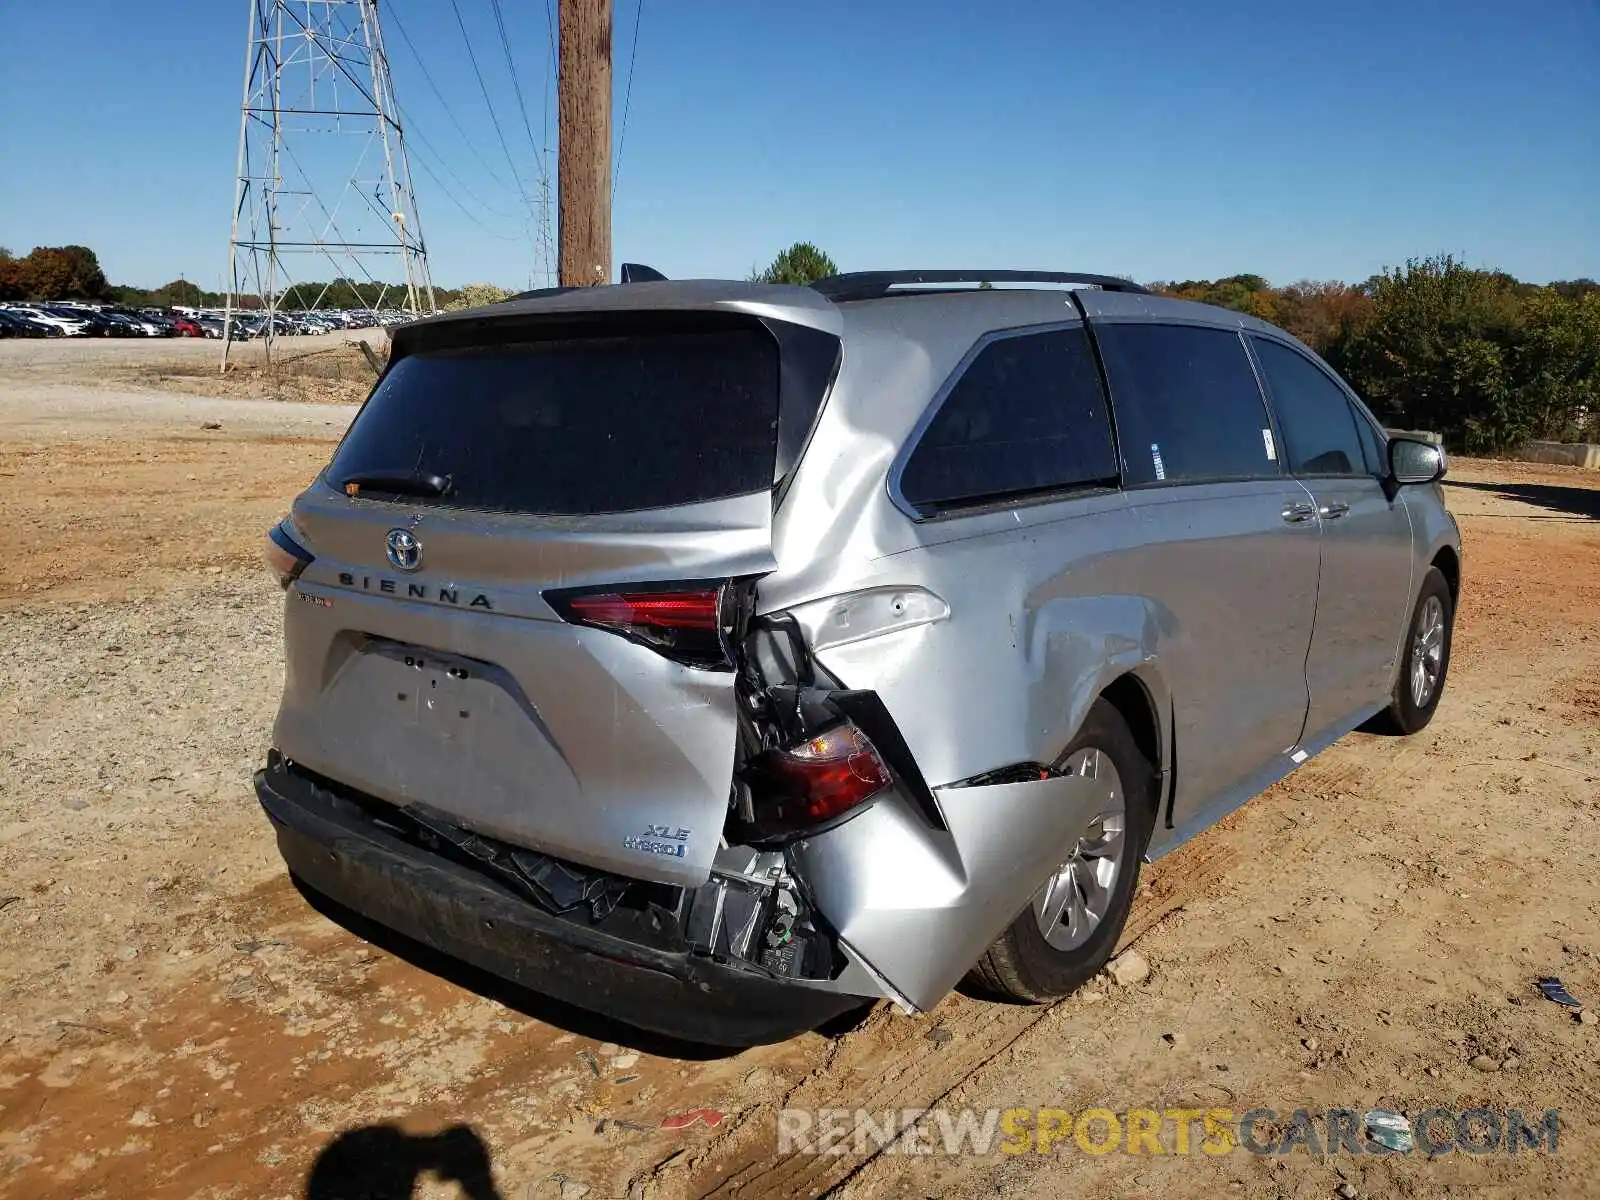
[{"x1": 1388, "y1": 436, "x2": 1447, "y2": 486}]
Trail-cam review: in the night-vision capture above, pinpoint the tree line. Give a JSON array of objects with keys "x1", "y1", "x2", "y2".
[
  {"x1": 8, "y1": 239, "x2": 1595, "y2": 453},
  {"x1": 1152, "y1": 259, "x2": 1599, "y2": 453}
]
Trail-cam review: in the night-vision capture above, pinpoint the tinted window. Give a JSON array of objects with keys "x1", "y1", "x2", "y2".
[
  {"x1": 1096, "y1": 324, "x2": 1277, "y2": 485},
  {"x1": 1252, "y1": 339, "x2": 1365, "y2": 477},
  {"x1": 898, "y1": 327, "x2": 1117, "y2": 513},
  {"x1": 1350, "y1": 402, "x2": 1386, "y2": 476},
  {"x1": 330, "y1": 326, "x2": 779, "y2": 515}
]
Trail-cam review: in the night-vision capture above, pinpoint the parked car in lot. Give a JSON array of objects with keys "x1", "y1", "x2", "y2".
[
  {"x1": 82, "y1": 309, "x2": 134, "y2": 337},
  {"x1": 138, "y1": 309, "x2": 178, "y2": 335},
  {"x1": 255, "y1": 269, "x2": 1462, "y2": 1045},
  {"x1": 97, "y1": 310, "x2": 147, "y2": 337},
  {"x1": 171, "y1": 316, "x2": 205, "y2": 337},
  {"x1": 0, "y1": 309, "x2": 58, "y2": 337},
  {"x1": 9, "y1": 305, "x2": 91, "y2": 336},
  {"x1": 39, "y1": 305, "x2": 134, "y2": 337},
  {"x1": 112, "y1": 309, "x2": 171, "y2": 336}
]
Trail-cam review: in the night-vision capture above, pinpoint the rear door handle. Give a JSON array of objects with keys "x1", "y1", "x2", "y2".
[
  {"x1": 1319, "y1": 501, "x2": 1350, "y2": 520},
  {"x1": 1282, "y1": 501, "x2": 1317, "y2": 524}
]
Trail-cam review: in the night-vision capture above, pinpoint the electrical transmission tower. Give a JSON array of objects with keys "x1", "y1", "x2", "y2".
[{"x1": 224, "y1": 0, "x2": 435, "y2": 366}]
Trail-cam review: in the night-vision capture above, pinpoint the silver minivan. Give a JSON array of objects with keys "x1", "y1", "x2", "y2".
[{"x1": 257, "y1": 270, "x2": 1461, "y2": 1045}]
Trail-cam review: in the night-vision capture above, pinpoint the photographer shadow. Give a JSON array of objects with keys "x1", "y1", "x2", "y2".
[{"x1": 304, "y1": 1124, "x2": 504, "y2": 1200}]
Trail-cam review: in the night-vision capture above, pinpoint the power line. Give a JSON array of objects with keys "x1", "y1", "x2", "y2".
[
  {"x1": 488, "y1": 0, "x2": 543, "y2": 168},
  {"x1": 409, "y1": 149, "x2": 526, "y2": 242},
  {"x1": 537, "y1": 0, "x2": 559, "y2": 285},
  {"x1": 485, "y1": 0, "x2": 552, "y2": 285},
  {"x1": 397, "y1": 102, "x2": 522, "y2": 224},
  {"x1": 398, "y1": 112, "x2": 526, "y2": 235},
  {"x1": 613, "y1": 0, "x2": 644, "y2": 203},
  {"x1": 387, "y1": 1, "x2": 519, "y2": 197},
  {"x1": 484, "y1": 0, "x2": 552, "y2": 284},
  {"x1": 447, "y1": 0, "x2": 535, "y2": 210},
  {"x1": 542, "y1": 0, "x2": 557, "y2": 145},
  {"x1": 540, "y1": 0, "x2": 558, "y2": 161},
  {"x1": 388, "y1": 1, "x2": 541, "y2": 268}
]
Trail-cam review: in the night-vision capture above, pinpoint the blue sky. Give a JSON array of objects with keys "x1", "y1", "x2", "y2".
[{"x1": 1, "y1": 0, "x2": 1596, "y2": 291}]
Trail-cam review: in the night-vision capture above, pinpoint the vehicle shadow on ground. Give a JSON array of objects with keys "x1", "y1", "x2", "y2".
[
  {"x1": 1446, "y1": 478, "x2": 1600, "y2": 519},
  {"x1": 305, "y1": 1123, "x2": 504, "y2": 1200},
  {"x1": 291, "y1": 876, "x2": 749, "y2": 1062}
]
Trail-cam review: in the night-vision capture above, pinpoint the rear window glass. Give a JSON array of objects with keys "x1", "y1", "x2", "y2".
[
  {"x1": 330, "y1": 327, "x2": 780, "y2": 514},
  {"x1": 898, "y1": 326, "x2": 1117, "y2": 514},
  {"x1": 1097, "y1": 324, "x2": 1278, "y2": 485}
]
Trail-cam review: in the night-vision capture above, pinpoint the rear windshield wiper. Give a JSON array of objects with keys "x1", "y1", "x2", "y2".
[{"x1": 338, "y1": 469, "x2": 453, "y2": 498}]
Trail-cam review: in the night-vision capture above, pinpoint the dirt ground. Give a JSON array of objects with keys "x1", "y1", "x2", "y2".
[
  {"x1": 0, "y1": 328, "x2": 387, "y2": 408},
  {"x1": 1, "y1": 341, "x2": 1596, "y2": 1200}
]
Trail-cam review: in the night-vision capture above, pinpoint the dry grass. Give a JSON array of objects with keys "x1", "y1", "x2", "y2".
[{"x1": 126, "y1": 340, "x2": 384, "y2": 405}]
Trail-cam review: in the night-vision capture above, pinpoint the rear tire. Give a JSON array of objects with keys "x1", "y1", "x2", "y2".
[
  {"x1": 966, "y1": 699, "x2": 1155, "y2": 1003},
  {"x1": 1377, "y1": 566, "x2": 1453, "y2": 735}
]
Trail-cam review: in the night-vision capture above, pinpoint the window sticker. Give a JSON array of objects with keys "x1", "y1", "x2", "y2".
[
  {"x1": 1150, "y1": 443, "x2": 1166, "y2": 481},
  {"x1": 1263, "y1": 428, "x2": 1277, "y2": 461}
]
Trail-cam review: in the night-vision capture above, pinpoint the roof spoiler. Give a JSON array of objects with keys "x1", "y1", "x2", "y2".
[
  {"x1": 620, "y1": 262, "x2": 668, "y2": 283},
  {"x1": 502, "y1": 286, "x2": 575, "y2": 303},
  {"x1": 809, "y1": 270, "x2": 1151, "y2": 302}
]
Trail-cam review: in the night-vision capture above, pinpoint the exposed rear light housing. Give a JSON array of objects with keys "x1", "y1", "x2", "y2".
[
  {"x1": 738, "y1": 720, "x2": 893, "y2": 842},
  {"x1": 264, "y1": 519, "x2": 313, "y2": 589},
  {"x1": 546, "y1": 581, "x2": 734, "y2": 669}
]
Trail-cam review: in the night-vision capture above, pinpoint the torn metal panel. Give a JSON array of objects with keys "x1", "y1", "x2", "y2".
[{"x1": 788, "y1": 770, "x2": 1116, "y2": 1011}]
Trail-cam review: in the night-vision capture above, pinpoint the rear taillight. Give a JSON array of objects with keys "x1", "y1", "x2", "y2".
[
  {"x1": 547, "y1": 583, "x2": 732, "y2": 669},
  {"x1": 264, "y1": 519, "x2": 313, "y2": 589},
  {"x1": 740, "y1": 720, "x2": 892, "y2": 840}
]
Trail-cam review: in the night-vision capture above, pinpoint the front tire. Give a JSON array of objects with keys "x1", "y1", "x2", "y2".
[
  {"x1": 967, "y1": 699, "x2": 1155, "y2": 1003},
  {"x1": 1379, "y1": 566, "x2": 1454, "y2": 735}
]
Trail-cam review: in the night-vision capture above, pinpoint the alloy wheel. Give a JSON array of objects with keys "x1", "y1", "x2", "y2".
[
  {"x1": 1410, "y1": 594, "x2": 1446, "y2": 709},
  {"x1": 1032, "y1": 748, "x2": 1127, "y2": 952}
]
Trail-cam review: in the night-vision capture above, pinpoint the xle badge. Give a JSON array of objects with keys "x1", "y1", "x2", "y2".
[{"x1": 623, "y1": 824, "x2": 690, "y2": 858}]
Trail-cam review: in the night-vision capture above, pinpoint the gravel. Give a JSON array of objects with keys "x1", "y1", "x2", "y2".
[{"x1": 0, "y1": 579, "x2": 288, "y2": 1015}]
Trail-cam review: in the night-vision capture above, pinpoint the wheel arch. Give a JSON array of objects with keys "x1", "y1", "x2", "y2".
[
  {"x1": 1431, "y1": 543, "x2": 1461, "y2": 605},
  {"x1": 1092, "y1": 665, "x2": 1171, "y2": 828}
]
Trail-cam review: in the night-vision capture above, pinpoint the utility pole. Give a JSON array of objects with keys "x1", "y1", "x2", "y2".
[{"x1": 558, "y1": 0, "x2": 612, "y2": 287}]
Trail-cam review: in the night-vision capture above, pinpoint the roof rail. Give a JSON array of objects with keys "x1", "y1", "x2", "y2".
[{"x1": 809, "y1": 270, "x2": 1150, "y2": 302}]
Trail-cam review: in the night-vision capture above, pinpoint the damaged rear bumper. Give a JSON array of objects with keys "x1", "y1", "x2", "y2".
[{"x1": 254, "y1": 759, "x2": 867, "y2": 1047}]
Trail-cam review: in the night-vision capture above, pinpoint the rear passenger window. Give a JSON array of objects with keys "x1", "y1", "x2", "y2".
[
  {"x1": 1252, "y1": 338, "x2": 1366, "y2": 477},
  {"x1": 897, "y1": 326, "x2": 1117, "y2": 514},
  {"x1": 1095, "y1": 324, "x2": 1278, "y2": 486}
]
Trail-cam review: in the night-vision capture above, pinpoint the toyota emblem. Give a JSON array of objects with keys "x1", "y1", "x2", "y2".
[{"x1": 385, "y1": 528, "x2": 422, "y2": 572}]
